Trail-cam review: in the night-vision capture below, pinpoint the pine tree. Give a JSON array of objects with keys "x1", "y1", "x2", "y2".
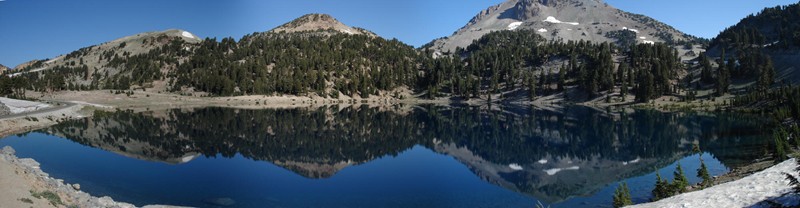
[
  {"x1": 620, "y1": 76, "x2": 628, "y2": 100},
  {"x1": 613, "y1": 182, "x2": 633, "y2": 208},
  {"x1": 671, "y1": 163, "x2": 689, "y2": 194},
  {"x1": 652, "y1": 172, "x2": 670, "y2": 201},
  {"x1": 528, "y1": 73, "x2": 537, "y2": 101},
  {"x1": 775, "y1": 128, "x2": 790, "y2": 163},
  {"x1": 699, "y1": 53, "x2": 714, "y2": 84},
  {"x1": 558, "y1": 64, "x2": 566, "y2": 91},
  {"x1": 757, "y1": 57, "x2": 775, "y2": 90},
  {"x1": 715, "y1": 61, "x2": 727, "y2": 96},
  {"x1": 697, "y1": 160, "x2": 712, "y2": 188},
  {"x1": 785, "y1": 159, "x2": 800, "y2": 194},
  {"x1": 619, "y1": 62, "x2": 629, "y2": 100},
  {"x1": 617, "y1": 62, "x2": 628, "y2": 86},
  {"x1": 636, "y1": 71, "x2": 655, "y2": 103}
]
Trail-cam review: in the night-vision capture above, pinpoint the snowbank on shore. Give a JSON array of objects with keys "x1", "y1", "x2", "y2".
[
  {"x1": 629, "y1": 159, "x2": 800, "y2": 208},
  {"x1": 0, "y1": 98, "x2": 51, "y2": 114}
]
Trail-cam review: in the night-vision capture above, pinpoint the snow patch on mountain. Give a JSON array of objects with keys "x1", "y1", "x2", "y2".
[
  {"x1": 181, "y1": 31, "x2": 195, "y2": 39},
  {"x1": 544, "y1": 16, "x2": 579, "y2": 26},
  {"x1": 508, "y1": 163, "x2": 523, "y2": 170},
  {"x1": 508, "y1": 22, "x2": 524, "y2": 30},
  {"x1": 537, "y1": 28, "x2": 548, "y2": 33},
  {"x1": 764, "y1": 41, "x2": 780, "y2": 47},
  {"x1": 622, "y1": 158, "x2": 641, "y2": 165},
  {"x1": 622, "y1": 27, "x2": 639, "y2": 33},
  {"x1": 544, "y1": 166, "x2": 580, "y2": 176}
]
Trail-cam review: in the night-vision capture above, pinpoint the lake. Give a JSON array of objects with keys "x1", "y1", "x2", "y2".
[{"x1": 0, "y1": 105, "x2": 774, "y2": 207}]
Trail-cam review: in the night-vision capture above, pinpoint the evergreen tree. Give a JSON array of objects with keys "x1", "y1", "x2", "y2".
[
  {"x1": 785, "y1": 159, "x2": 800, "y2": 194},
  {"x1": 775, "y1": 128, "x2": 790, "y2": 163},
  {"x1": 617, "y1": 62, "x2": 628, "y2": 86},
  {"x1": 757, "y1": 57, "x2": 775, "y2": 90},
  {"x1": 558, "y1": 64, "x2": 566, "y2": 91},
  {"x1": 636, "y1": 71, "x2": 655, "y2": 103},
  {"x1": 528, "y1": 73, "x2": 537, "y2": 101},
  {"x1": 652, "y1": 172, "x2": 670, "y2": 201},
  {"x1": 671, "y1": 163, "x2": 689, "y2": 194},
  {"x1": 620, "y1": 75, "x2": 628, "y2": 100},
  {"x1": 697, "y1": 160, "x2": 712, "y2": 188},
  {"x1": 715, "y1": 62, "x2": 727, "y2": 96},
  {"x1": 613, "y1": 182, "x2": 633, "y2": 208},
  {"x1": 699, "y1": 53, "x2": 714, "y2": 84}
]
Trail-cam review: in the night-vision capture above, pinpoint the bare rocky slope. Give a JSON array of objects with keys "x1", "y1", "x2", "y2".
[
  {"x1": 426, "y1": 0, "x2": 702, "y2": 55},
  {"x1": 269, "y1": 13, "x2": 377, "y2": 37},
  {"x1": 0, "y1": 64, "x2": 8, "y2": 74},
  {"x1": 13, "y1": 29, "x2": 201, "y2": 75},
  {"x1": 11, "y1": 29, "x2": 203, "y2": 92}
]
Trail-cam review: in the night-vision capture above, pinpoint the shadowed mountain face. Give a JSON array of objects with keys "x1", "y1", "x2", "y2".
[
  {"x1": 44, "y1": 105, "x2": 772, "y2": 203},
  {"x1": 427, "y1": 0, "x2": 702, "y2": 54}
]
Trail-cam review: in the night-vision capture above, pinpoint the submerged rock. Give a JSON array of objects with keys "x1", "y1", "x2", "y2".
[
  {"x1": 1, "y1": 146, "x2": 14, "y2": 155},
  {"x1": 204, "y1": 197, "x2": 236, "y2": 206}
]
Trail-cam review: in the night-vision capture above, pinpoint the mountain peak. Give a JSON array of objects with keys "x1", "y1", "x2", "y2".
[
  {"x1": 270, "y1": 13, "x2": 375, "y2": 36},
  {"x1": 428, "y1": 0, "x2": 696, "y2": 54}
]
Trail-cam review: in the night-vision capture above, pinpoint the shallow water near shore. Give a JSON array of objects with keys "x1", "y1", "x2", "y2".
[{"x1": 0, "y1": 105, "x2": 774, "y2": 207}]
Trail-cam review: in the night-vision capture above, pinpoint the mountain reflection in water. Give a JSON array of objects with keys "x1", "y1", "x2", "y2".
[{"x1": 23, "y1": 105, "x2": 772, "y2": 207}]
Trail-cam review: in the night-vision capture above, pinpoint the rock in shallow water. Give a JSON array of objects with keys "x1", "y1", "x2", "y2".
[{"x1": 1, "y1": 146, "x2": 15, "y2": 155}]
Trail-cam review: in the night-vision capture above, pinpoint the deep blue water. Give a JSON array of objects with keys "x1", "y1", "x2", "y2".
[{"x1": 0, "y1": 105, "x2": 773, "y2": 207}]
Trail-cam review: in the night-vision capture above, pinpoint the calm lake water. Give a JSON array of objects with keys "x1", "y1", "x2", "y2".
[{"x1": 0, "y1": 105, "x2": 774, "y2": 208}]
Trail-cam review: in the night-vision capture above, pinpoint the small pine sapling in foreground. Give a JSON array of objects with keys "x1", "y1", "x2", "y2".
[
  {"x1": 785, "y1": 158, "x2": 800, "y2": 194},
  {"x1": 775, "y1": 128, "x2": 790, "y2": 164},
  {"x1": 697, "y1": 160, "x2": 712, "y2": 188},
  {"x1": 613, "y1": 182, "x2": 633, "y2": 207},
  {"x1": 671, "y1": 163, "x2": 689, "y2": 194},
  {"x1": 652, "y1": 172, "x2": 670, "y2": 201}
]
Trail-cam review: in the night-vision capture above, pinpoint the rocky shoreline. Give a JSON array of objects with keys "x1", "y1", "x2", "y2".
[{"x1": 0, "y1": 146, "x2": 185, "y2": 208}]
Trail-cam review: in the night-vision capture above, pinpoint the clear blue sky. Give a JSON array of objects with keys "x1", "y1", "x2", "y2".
[{"x1": 0, "y1": 0, "x2": 796, "y2": 68}]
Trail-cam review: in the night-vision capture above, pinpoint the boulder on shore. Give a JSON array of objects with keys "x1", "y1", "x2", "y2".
[{"x1": 0, "y1": 101, "x2": 10, "y2": 116}]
